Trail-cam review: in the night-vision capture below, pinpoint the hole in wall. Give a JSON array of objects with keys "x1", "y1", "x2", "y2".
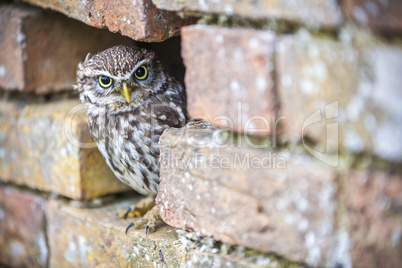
[{"x1": 137, "y1": 36, "x2": 185, "y2": 86}]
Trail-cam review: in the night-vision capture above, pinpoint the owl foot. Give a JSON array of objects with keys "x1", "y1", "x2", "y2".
[
  {"x1": 116, "y1": 196, "x2": 155, "y2": 219},
  {"x1": 125, "y1": 205, "x2": 161, "y2": 235}
]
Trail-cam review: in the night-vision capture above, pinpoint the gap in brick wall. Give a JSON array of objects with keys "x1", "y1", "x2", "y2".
[
  {"x1": 137, "y1": 36, "x2": 185, "y2": 86},
  {"x1": 0, "y1": 89, "x2": 77, "y2": 104}
]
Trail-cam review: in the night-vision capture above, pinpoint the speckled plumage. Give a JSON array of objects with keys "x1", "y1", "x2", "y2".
[{"x1": 76, "y1": 45, "x2": 187, "y2": 195}]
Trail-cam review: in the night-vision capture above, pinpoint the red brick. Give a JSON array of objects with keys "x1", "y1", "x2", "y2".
[
  {"x1": 24, "y1": 0, "x2": 195, "y2": 42},
  {"x1": 276, "y1": 35, "x2": 402, "y2": 163},
  {"x1": 0, "y1": 186, "x2": 48, "y2": 267},
  {"x1": 182, "y1": 25, "x2": 277, "y2": 136},
  {"x1": 343, "y1": 0, "x2": 402, "y2": 34},
  {"x1": 156, "y1": 124, "x2": 341, "y2": 267},
  {"x1": 0, "y1": 95, "x2": 130, "y2": 200},
  {"x1": 0, "y1": 5, "x2": 133, "y2": 94},
  {"x1": 345, "y1": 170, "x2": 402, "y2": 268},
  {"x1": 153, "y1": 0, "x2": 342, "y2": 27}
]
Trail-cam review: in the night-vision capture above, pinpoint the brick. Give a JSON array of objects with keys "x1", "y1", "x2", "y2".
[
  {"x1": 276, "y1": 35, "x2": 402, "y2": 162},
  {"x1": 0, "y1": 5, "x2": 133, "y2": 94},
  {"x1": 0, "y1": 95, "x2": 130, "y2": 200},
  {"x1": 153, "y1": 0, "x2": 342, "y2": 27},
  {"x1": 182, "y1": 25, "x2": 277, "y2": 136},
  {"x1": 46, "y1": 196, "x2": 271, "y2": 267},
  {"x1": 345, "y1": 170, "x2": 402, "y2": 268},
  {"x1": 343, "y1": 0, "x2": 402, "y2": 34},
  {"x1": 23, "y1": 0, "x2": 194, "y2": 42},
  {"x1": 156, "y1": 124, "x2": 343, "y2": 267},
  {"x1": 0, "y1": 186, "x2": 48, "y2": 267}
]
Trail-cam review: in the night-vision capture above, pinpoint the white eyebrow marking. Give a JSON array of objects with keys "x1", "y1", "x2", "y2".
[
  {"x1": 125, "y1": 59, "x2": 149, "y2": 79},
  {"x1": 92, "y1": 59, "x2": 149, "y2": 80}
]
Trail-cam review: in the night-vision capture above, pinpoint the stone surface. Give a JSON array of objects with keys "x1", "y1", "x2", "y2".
[
  {"x1": 0, "y1": 4, "x2": 133, "y2": 94},
  {"x1": 153, "y1": 0, "x2": 342, "y2": 27},
  {"x1": 343, "y1": 0, "x2": 402, "y2": 33},
  {"x1": 345, "y1": 169, "x2": 402, "y2": 268},
  {"x1": 0, "y1": 186, "x2": 48, "y2": 267},
  {"x1": 0, "y1": 95, "x2": 130, "y2": 200},
  {"x1": 24, "y1": 0, "x2": 194, "y2": 42},
  {"x1": 182, "y1": 25, "x2": 277, "y2": 136},
  {"x1": 276, "y1": 34, "x2": 402, "y2": 163},
  {"x1": 47, "y1": 195, "x2": 272, "y2": 267},
  {"x1": 156, "y1": 124, "x2": 342, "y2": 267}
]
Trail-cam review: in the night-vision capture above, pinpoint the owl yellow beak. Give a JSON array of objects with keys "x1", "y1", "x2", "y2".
[{"x1": 121, "y1": 83, "x2": 131, "y2": 103}]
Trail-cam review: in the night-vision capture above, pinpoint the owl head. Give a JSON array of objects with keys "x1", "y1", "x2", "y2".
[{"x1": 75, "y1": 45, "x2": 166, "y2": 109}]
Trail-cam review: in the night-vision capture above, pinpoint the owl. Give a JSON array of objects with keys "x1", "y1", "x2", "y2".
[{"x1": 75, "y1": 45, "x2": 188, "y2": 233}]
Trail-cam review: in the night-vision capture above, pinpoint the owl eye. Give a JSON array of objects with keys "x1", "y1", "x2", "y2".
[
  {"x1": 134, "y1": 66, "x2": 148, "y2": 80},
  {"x1": 98, "y1": 76, "x2": 113, "y2": 88}
]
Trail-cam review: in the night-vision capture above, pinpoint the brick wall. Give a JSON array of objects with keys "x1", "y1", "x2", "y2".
[{"x1": 1, "y1": 0, "x2": 401, "y2": 267}]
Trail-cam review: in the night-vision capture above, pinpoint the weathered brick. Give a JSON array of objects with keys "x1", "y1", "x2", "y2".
[
  {"x1": 47, "y1": 196, "x2": 270, "y2": 267},
  {"x1": 0, "y1": 5, "x2": 133, "y2": 94},
  {"x1": 276, "y1": 35, "x2": 402, "y2": 162},
  {"x1": 0, "y1": 186, "x2": 48, "y2": 267},
  {"x1": 0, "y1": 95, "x2": 130, "y2": 200},
  {"x1": 343, "y1": 0, "x2": 402, "y2": 34},
  {"x1": 182, "y1": 25, "x2": 277, "y2": 136},
  {"x1": 156, "y1": 124, "x2": 343, "y2": 267},
  {"x1": 23, "y1": 0, "x2": 194, "y2": 42},
  {"x1": 345, "y1": 170, "x2": 402, "y2": 268},
  {"x1": 153, "y1": 0, "x2": 342, "y2": 27}
]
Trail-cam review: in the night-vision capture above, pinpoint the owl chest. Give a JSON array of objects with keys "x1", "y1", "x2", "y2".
[{"x1": 88, "y1": 110, "x2": 160, "y2": 172}]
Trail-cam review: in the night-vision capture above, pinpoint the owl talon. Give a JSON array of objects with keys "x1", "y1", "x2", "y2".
[
  {"x1": 116, "y1": 196, "x2": 156, "y2": 219},
  {"x1": 145, "y1": 225, "x2": 150, "y2": 236},
  {"x1": 124, "y1": 205, "x2": 161, "y2": 235},
  {"x1": 124, "y1": 207, "x2": 132, "y2": 220},
  {"x1": 125, "y1": 222, "x2": 135, "y2": 235}
]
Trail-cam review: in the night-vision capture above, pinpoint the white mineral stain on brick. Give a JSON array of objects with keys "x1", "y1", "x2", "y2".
[
  {"x1": 300, "y1": 78, "x2": 315, "y2": 95},
  {"x1": 363, "y1": 113, "x2": 376, "y2": 131},
  {"x1": 313, "y1": 61, "x2": 328, "y2": 81},
  {"x1": 37, "y1": 233, "x2": 48, "y2": 266},
  {"x1": 281, "y1": 74, "x2": 292, "y2": 87},
  {"x1": 215, "y1": 34, "x2": 223, "y2": 43},
  {"x1": 233, "y1": 48, "x2": 243, "y2": 61},
  {"x1": 218, "y1": 48, "x2": 225, "y2": 57},
  {"x1": 296, "y1": 198, "x2": 308, "y2": 211},
  {"x1": 65, "y1": 237, "x2": 77, "y2": 263},
  {"x1": 346, "y1": 95, "x2": 364, "y2": 122},
  {"x1": 305, "y1": 231, "x2": 316, "y2": 247},
  {"x1": 0, "y1": 65, "x2": 6, "y2": 76},
  {"x1": 17, "y1": 32, "x2": 25, "y2": 43},
  {"x1": 298, "y1": 218, "x2": 309, "y2": 232},
  {"x1": 11, "y1": 241, "x2": 25, "y2": 257},
  {"x1": 339, "y1": 28, "x2": 352, "y2": 44},
  {"x1": 307, "y1": 246, "x2": 321, "y2": 266},
  {"x1": 391, "y1": 226, "x2": 401, "y2": 248},
  {"x1": 256, "y1": 75, "x2": 267, "y2": 93},
  {"x1": 198, "y1": 0, "x2": 208, "y2": 10},
  {"x1": 275, "y1": 198, "x2": 286, "y2": 210},
  {"x1": 374, "y1": 122, "x2": 402, "y2": 160},
  {"x1": 223, "y1": 3, "x2": 234, "y2": 15},
  {"x1": 344, "y1": 127, "x2": 365, "y2": 152},
  {"x1": 308, "y1": 44, "x2": 320, "y2": 58},
  {"x1": 249, "y1": 38, "x2": 259, "y2": 49},
  {"x1": 353, "y1": 7, "x2": 368, "y2": 23},
  {"x1": 230, "y1": 80, "x2": 241, "y2": 96}
]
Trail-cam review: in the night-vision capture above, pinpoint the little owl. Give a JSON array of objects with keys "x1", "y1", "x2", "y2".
[{"x1": 75, "y1": 45, "x2": 187, "y2": 233}]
